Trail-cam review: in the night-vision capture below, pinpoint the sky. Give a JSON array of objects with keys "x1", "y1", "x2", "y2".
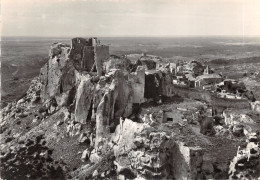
[{"x1": 1, "y1": 0, "x2": 260, "y2": 37}]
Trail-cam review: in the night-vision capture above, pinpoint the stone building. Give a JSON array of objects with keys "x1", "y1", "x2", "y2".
[
  {"x1": 203, "y1": 65, "x2": 213, "y2": 75},
  {"x1": 195, "y1": 73, "x2": 223, "y2": 88},
  {"x1": 70, "y1": 37, "x2": 109, "y2": 76}
]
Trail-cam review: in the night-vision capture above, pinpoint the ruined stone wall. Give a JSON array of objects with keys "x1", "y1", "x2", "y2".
[
  {"x1": 211, "y1": 94, "x2": 250, "y2": 110},
  {"x1": 170, "y1": 85, "x2": 250, "y2": 113},
  {"x1": 144, "y1": 73, "x2": 162, "y2": 99},
  {"x1": 170, "y1": 85, "x2": 211, "y2": 103},
  {"x1": 69, "y1": 38, "x2": 109, "y2": 73},
  {"x1": 70, "y1": 38, "x2": 88, "y2": 55},
  {"x1": 70, "y1": 38, "x2": 88, "y2": 70},
  {"x1": 82, "y1": 46, "x2": 95, "y2": 71},
  {"x1": 95, "y1": 45, "x2": 109, "y2": 76}
]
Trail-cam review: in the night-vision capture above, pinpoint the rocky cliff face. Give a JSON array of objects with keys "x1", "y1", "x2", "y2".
[
  {"x1": 1, "y1": 37, "x2": 259, "y2": 180},
  {"x1": 74, "y1": 75, "x2": 95, "y2": 124},
  {"x1": 111, "y1": 119, "x2": 174, "y2": 178},
  {"x1": 40, "y1": 43, "x2": 73, "y2": 102}
]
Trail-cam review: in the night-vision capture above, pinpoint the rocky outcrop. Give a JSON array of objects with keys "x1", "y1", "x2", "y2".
[
  {"x1": 171, "y1": 142, "x2": 204, "y2": 180},
  {"x1": 229, "y1": 132, "x2": 260, "y2": 179},
  {"x1": 129, "y1": 66, "x2": 145, "y2": 104},
  {"x1": 3, "y1": 37, "x2": 258, "y2": 180},
  {"x1": 39, "y1": 43, "x2": 75, "y2": 106},
  {"x1": 110, "y1": 119, "x2": 174, "y2": 179},
  {"x1": 103, "y1": 55, "x2": 131, "y2": 73},
  {"x1": 95, "y1": 81, "x2": 119, "y2": 147},
  {"x1": 144, "y1": 71, "x2": 162, "y2": 99},
  {"x1": 95, "y1": 70, "x2": 133, "y2": 147},
  {"x1": 144, "y1": 66, "x2": 176, "y2": 100},
  {"x1": 104, "y1": 119, "x2": 220, "y2": 180},
  {"x1": 74, "y1": 75, "x2": 95, "y2": 124},
  {"x1": 223, "y1": 109, "x2": 255, "y2": 125}
]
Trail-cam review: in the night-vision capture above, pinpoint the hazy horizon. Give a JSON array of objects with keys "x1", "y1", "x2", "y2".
[
  {"x1": 2, "y1": 35, "x2": 260, "y2": 40},
  {"x1": 2, "y1": 0, "x2": 260, "y2": 37},
  {"x1": 2, "y1": 35, "x2": 260, "y2": 38}
]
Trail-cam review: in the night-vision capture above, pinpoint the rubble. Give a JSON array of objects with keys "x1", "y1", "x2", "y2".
[{"x1": 229, "y1": 132, "x2": 260, "y2": 179}]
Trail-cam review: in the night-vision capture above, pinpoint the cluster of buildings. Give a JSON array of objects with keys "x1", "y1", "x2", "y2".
[{"x1": 168, "y1": 61, "x2": 248, "y2": 100}]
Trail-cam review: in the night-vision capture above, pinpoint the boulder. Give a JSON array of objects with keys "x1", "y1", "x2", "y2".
[
  {"x1": 92, "y1": 170, "x2": 98, "y2": 177},
  {"x1": 81, "y1": 149, "x2": 90, "y2": 162},
  {"x1": 89, "y1": 151, "x2": 102, "y2": 163}
]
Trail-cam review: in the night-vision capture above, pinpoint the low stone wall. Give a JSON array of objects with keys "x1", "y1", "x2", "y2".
[
  {"x1": 211, "y1": 94, "x2": 250, "y2": 110},
  {"x1": 169, "y1": 85, "x2": 211, "y2": 103},
  {"x1": 168, "y1": 85, "x2": 250, "y2": 113}
]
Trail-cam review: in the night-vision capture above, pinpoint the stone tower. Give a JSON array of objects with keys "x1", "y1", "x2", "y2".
[{"x1": 70, "y1": 37, "x2": 109, "y2": 76}]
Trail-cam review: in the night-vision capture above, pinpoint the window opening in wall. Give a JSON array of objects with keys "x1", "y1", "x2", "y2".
[{"x1": 167, "y1": 118, "x2": 173, "y2": 122}]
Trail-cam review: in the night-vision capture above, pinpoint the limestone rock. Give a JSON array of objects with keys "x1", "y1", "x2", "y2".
[
  {"x1": 144, "y1": 71, "x2": 162, "y2": 99},
  {"x1": 74, "y1": 75, "x2": 94, "y2": 124},
  {"x1": 103, "y1": 55, "x2": 131, "y2": 73},
  {"x1": 110, "y1": 119, "x2": 176, "y2": 178},
  {"x1": 81, "y1": 149, "x2": 90, "y2": 162},
  {"x1": 129, "y1": 66, "x2": 145, "y2": 104},
  {"x1": 95, "y1": 70, "x2": 133, "y2": 148},
  {"x1": 92, "y1": 170, "x2": 98, "y2": 177},
  {"x1": 40, "y1": 43, "x2": 75, "y2": 105},
  {"x1": 89, "y1": 150, "x2": 102, "y2": 163},
  {"x1": 95, "y1": 81, "x2": 118, "y2": 147}
]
